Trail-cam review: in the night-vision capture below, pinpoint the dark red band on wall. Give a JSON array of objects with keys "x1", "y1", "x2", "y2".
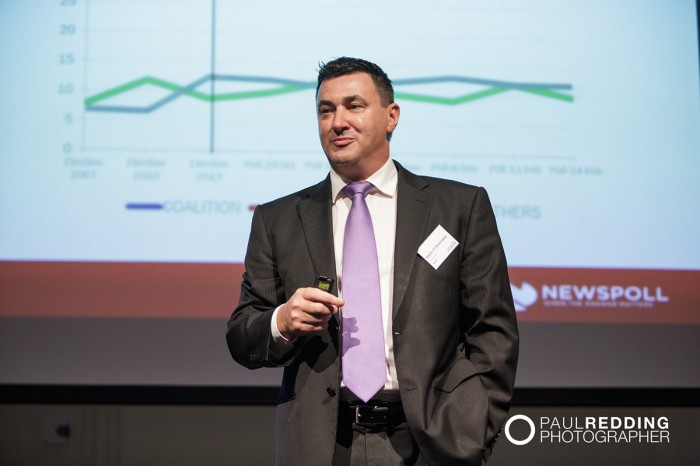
[
  {"x1": 1, "y1": 262, "x2": 698, "y2": 323},
  {"x1": 0, "y1": 261, "x2": 244, "y2": 318}
]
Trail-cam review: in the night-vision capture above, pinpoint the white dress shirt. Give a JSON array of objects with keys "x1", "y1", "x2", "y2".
[{"x1": 271, "y1": 158, "x2": 400, "y2": 400}]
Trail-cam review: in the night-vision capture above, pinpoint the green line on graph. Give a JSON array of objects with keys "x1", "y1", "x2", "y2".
[
  {"x1": 212, "y1": 86, "x2": 307, "y2": 101},
  {"x1": 85, "y1": 75, "x2": 574, "y2": 111},
  {"x1": 85, "y1": 76, "x2": 158, "y2": 106},
  {"x1": 396, "y1": 87, "x2": 573, "y2": 104},
  {"x1": 396, "y1": 87, "x2": 510, "y2": 105},
  {"x1": 85, "y1": 76, "x2": 308, "y2": 106},
  {"x1": 519, "y1": 88, "x2": 574, "y2": 102}
]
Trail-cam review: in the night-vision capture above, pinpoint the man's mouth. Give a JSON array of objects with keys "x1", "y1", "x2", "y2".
[{"x1": 331, "y1": 137, "x2": 353, "y2": 147}]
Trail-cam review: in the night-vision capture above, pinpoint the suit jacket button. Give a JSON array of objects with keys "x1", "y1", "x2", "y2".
[{"x1": 326, "y1": 387, "x2": 336, "y2": 397}]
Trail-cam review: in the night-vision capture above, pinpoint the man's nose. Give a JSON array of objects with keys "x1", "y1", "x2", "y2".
[{"x1": 331, "y1": 107, "x2": 349, "y2": 132}]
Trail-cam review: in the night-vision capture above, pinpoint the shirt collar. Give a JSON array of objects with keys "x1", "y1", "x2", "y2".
[{"x1": 330, "y1": 158, "x2": 398, "y2": 203}]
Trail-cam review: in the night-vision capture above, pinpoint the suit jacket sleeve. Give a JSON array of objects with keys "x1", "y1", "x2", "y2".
[
  {"x1": 226, "y1": 205, "x2": 298, "y2": 369},
  {"x1": 462, "y1": 187, "x2": 519, "y2": 452}
]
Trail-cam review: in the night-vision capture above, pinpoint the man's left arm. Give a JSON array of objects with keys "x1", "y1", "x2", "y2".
[{"x1": 461, "y1": 186, "x2": 519, "y2": 452}]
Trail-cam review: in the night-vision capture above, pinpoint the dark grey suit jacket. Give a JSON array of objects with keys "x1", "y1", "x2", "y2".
[{"x1": 227, "y1": 161, "x2": 519, "y2": 465}]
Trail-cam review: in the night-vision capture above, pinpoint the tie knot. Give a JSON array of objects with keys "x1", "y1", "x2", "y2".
[{"x1": 343, "y1": 181, "x2": 374, "y2": 198}]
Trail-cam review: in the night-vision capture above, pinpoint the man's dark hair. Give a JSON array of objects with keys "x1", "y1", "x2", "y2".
[{"x1": 316, "y1": 57, "x2": 394, "y2": 107}]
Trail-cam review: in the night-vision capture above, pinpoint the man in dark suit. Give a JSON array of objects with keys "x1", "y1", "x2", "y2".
[{"x1": 227, "y1": 57, "x2": 518, "y2": 465}]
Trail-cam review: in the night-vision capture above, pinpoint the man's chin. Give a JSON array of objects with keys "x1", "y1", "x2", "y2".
[{"x1": 325, "y1": 152, "x2": 359, "y2": 168}]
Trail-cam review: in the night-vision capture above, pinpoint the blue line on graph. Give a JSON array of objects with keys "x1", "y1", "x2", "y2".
[
  {"x1": 85, "y1": 74, "x2": 573, "y2": 114},
  {"x1": 126, "y1": 203, "x2": 164, "y2": 210}
]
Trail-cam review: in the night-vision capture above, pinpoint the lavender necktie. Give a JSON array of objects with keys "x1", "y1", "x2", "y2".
[{"x1": 341, "y1": 181, "x2": 385, "y2": 403}]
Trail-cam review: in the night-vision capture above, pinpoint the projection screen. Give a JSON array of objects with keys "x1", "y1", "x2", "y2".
[{"x1": 1, "y1": 0, "x2": 699, "y2": 394}]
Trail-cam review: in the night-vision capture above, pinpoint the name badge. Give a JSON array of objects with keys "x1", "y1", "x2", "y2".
[{"x1": 417, "y1": 225, "x2": 459, "y2": 270}]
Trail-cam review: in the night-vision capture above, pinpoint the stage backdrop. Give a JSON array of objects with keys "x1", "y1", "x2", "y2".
[{"x1": 1, "y1": 0, "x2": 699, "y2": 390}]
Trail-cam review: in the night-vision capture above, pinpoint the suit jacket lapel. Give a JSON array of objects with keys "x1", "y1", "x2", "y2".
[
  {"x1": 297, "y1": 175, "x2": 342, "y2": 353},
  {"x1": 297, "y1": 175, "x2": 338, "y2": 288},
  {"x1": 392, "y1": 162, "x2": 432, "y2": 319}
]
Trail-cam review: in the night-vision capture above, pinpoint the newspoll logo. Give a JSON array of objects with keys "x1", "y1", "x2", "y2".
[
  {"x1": 510, "y1": 282, "x2": 538, "y2": 312},
  {"x1": 510, "y1": 282, "x2": 670, "y2": 311}
]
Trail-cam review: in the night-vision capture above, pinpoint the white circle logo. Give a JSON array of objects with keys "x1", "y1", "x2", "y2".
[{"x1": 505, "y1": 414, "x2": 536, "y2": 445}]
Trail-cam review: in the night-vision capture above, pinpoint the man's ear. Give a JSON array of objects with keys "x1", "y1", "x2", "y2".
[{"x1": 386, "y1": 102, "x2": 400, "y2": 133}]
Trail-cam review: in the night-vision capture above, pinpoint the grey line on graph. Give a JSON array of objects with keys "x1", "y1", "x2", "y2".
[{"x1": 84, "y1": 74, "x2": 572, "y2": 114}]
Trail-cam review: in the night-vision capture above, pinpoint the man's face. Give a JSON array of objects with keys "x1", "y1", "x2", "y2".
[{"x1": 316, "y1": 72, "x2": 399, "y2": 181}]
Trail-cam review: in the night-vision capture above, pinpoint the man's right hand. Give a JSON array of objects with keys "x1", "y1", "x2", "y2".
[{"x1": 277, "y1": 287, "x2": 344, "y2": 340}]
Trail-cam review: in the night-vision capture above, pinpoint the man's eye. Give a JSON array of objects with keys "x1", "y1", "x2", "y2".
[
  {"x1": 319, "y1": 108, "x2": 332, "y2": 114},
  {"x1": 350, "y1": 104, "x2": 363, "y2": 110}
]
